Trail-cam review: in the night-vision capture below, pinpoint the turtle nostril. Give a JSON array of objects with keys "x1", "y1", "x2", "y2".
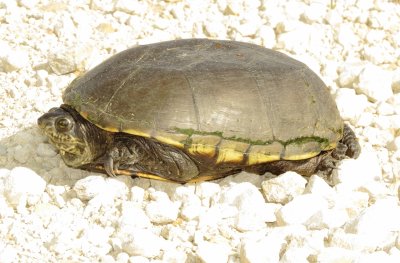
[
  {"x1": 37, "y1": 115, "x2": 48, "y2": 129},
  {"x1": 37, "y1": 116, "x2": 43, "y2": 127}
]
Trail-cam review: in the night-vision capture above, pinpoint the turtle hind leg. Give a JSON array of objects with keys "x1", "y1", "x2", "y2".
[
  {"x1": 314, "y1": 124, "x2": 360, "y2": 185},
  {"x1": 242, "y1": 155, "x2": 337, "y2": 186},
  {"x1": 315, "y1": 142, "x2": 347, "y2": 182},
  {"x1": 244, "y1": 125, "x2": 360, "y2": 185},
  {"x1": 317, "y1": 123, "x2": 360, "y2": 172},
  {"x1": 244, "y1": 156, "x2": 324, "y2": 177},
  {"x1": 316, "y1": 124, "x2": 360, "y2": 176},
  {"x1": 341, "y1": 124, "x2": 361, "y2": 159}
]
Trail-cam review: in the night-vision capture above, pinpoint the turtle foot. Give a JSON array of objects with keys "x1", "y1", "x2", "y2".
[{"x1": 342, "y1": 124, "x2": 361, "y2": 159}]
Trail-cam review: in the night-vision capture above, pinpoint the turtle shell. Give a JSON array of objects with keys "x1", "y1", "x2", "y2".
[{"x1": 63, "y1": 39, "x2": 343, "y2": 166}]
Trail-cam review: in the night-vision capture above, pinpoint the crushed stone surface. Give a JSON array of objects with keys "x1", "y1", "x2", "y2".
[{"x1": 1, "y1": 0, "x2": 400, "y2": 262}]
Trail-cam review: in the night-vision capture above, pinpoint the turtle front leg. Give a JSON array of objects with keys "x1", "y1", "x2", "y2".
[
  {"x1": 79, "y1": 140, "x2": 137, "y2": 177},
  {"x1": 114, "y1": 136, "x2": 200, "y2": 182},
  {"x1": 86, "y1": 134, "x2": 200, "y2": 182},
  {"x1": 104, "y1": 146, "x2": 123, "y2": 177},
  {"x1": 102, "y1": 139, "x2": 140, "y2": 177}
]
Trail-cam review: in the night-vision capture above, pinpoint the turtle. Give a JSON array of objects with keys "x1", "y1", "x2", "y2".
[{"x1": 37, "y1": 39, "x2": 360, "y2": 183}]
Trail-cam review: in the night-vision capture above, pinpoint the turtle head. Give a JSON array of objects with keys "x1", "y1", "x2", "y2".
[{"x1": 37, "y1": 105, "x2": 109, "y2": 168}]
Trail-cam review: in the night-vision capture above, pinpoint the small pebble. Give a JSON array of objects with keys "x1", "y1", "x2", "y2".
[
  {"x1": 306, "y1": 207, "x2": 349, "y2": 230},
  {"x1": 195, "y1": 182, "x2": 221, "y2": 206},
  {"x1": 302, "y1": 2, "x2": 326, "y2": 23},
  {"x1": 316, "y1": 247, "x2": 359, "y2": 262},
  {"x1": 330, "y1": 228, "x2": 397, "y2": 253},
  {"x1": 119, "y1": 201, "x2": 151, "y2": 230},
  {"x1": 104, "y1": 177, "x2": 130, "y2": 200},
  {"x1": 356, "y1": 64, "x2": 394, "y2": 102},
  {"x1": 196, "y1": 241, "x2": 230, "y2": 263},
  {"x1": 120, "y1": 228, "x2": 163, "y2": 258},
  {"x1": 4, "y1": 167, "x2": 46, "y2": 208},
  {"x1": 359, "y1": 251, "x2": 400, "y2": 263},
  {"x1": 115, "y1": 0, "x2": 149, "y2": 15},
  {"x1": 276, "y1": 194, "x2": 328, "y2": 226},
  {"x1": 345, "y1": 197, "x2": 400, "y2": 235},
  {"x1": 335, "y1": 88, "x2": 369, "y2": 121},
  {"x1": 130, "y1": 186, "x2": 145, "y2": 204},
  {"x1": 336, "y1": 24, "x2": 359, "y2": 47},
  {"x1": 145, "y1": 197, "x2": 179, "y2": 224},
  {"x1": 128, "y1": 256, "x2": 149, "y2": 263},
  {"x1": 73, "y1": 175, "x2": 107, "y2": 201},
  {"x1": 240, "y1": 232, "x2": 287, "y2": 263},
  {"x1": 332, "y1": 191, "x2": 369, "y2": 219},
  {"x1": 332, "y1": 149, "x2": 382, "y2": 189},
  {"x1": 280, "y1": 246, "x2": 310, "y2": 263},
  {"x1": 180, "y1": 195, "x2": 202, "y2": 221},
  {"x1": 219, "y1": 182, "x2": 268, "y2": 231},
  {"x1": 262, "y1": 171, "x2": 307, "y2": 204},
  {"x1": 47, "y1": 45, "x2": 92, "y2": 75},
  {"x1": 1, "y1": 49, "x2": 29, "y2": 72},
  {"x1": 0, "y1": 245, "x2": 18, "y2": 263},
  {"x1": 303, "y1": 175, "x2": 335, "y2": 198},
  {"x1": 116, "y1": 252, "x2": 129, "y2": 263}
]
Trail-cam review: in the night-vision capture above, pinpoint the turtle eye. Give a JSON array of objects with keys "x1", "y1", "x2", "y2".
[{"x1": 55, "y1": 117, "x2": 72, "y2": 132}]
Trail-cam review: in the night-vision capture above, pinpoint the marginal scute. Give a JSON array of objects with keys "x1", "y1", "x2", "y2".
[
  {"x1": 187, "y1": 134, "x2": 221, "y2": 157},
  {"x1": 79, "y1": 111, "x2": 89, "y2": 119},
  {"x1": 327, "y1": 142, "x2": 337, "y2": 151},
  {"x1": 122, "y1": 128, "x2": 152, "y2": 138},
  {"x1": 283, "y1": 141, "x2": 322, "y2": 160},
  {"x1": 98, "y1": 124, "x2": 119, "y2": 133},
  {"x1": 216, "y1": 140, "x2": 249, "y2": 163},
  {"x1": 246, "y1": 142, "x2": 283, "y2": 165},
  {"x1": 80, "y1": 112, "x2": 120, "y2": 133},
  {"x1": 154, "y1": 131, "x2": 189, "y2": 149}
]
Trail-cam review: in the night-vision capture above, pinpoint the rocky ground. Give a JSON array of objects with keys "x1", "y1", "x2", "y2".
[{"x1": 0, "y1": 0, "x2": 400, "y2": 262}]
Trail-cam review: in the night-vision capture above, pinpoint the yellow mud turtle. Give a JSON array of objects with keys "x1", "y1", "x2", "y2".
[{"x1": 38, "y1": 39, "x2": 360, "y2": 183}]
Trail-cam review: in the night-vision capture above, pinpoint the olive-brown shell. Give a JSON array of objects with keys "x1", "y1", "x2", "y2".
[{"x1": 63, "y1": 39, "x2": 343, "y2": 165}]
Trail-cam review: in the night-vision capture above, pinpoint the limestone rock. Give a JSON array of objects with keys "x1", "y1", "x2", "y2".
[
  {"x1": 356, "y1": 64, "x2": 393, "y2": 102},
  {"x1": 4, "y1": 167, "x2": 46, "y2": 208},
  {"x1": 262, "y1": 171, "x2": 307, "y2": 204}
]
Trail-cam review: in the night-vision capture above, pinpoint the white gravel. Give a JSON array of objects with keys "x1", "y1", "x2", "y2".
[{"x1": 1, "y1": 0, "x2": 400, "y2": 262}]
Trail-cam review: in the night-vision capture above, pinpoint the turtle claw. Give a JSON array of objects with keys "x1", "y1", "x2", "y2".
[
  {"x1": 104, "y1": 154, "x2": 117, "y2": 177},
  {"x1": 318, "y1": 156, "x2": 338, "y2": 172}
]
